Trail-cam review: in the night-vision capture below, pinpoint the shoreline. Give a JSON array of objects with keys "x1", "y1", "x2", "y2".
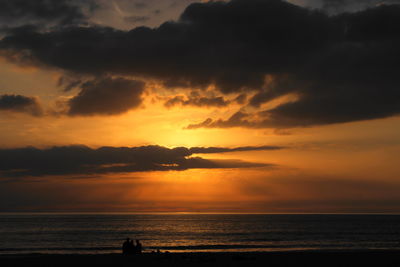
[
  {"x1": 1, "y1": 247, "x2": 399, "y2": 256},
  {"x1": 2, "y1": 249, "x2": 400, "y2": 266}
]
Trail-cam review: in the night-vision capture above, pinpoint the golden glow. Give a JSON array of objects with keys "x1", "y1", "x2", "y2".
[{"x1": 1, "y1": 61, "x2": 400, "y2": 213}]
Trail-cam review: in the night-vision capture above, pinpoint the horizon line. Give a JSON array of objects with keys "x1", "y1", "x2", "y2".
[{"x1": 1, "y1": 211, "x2": 400, "y2": 215}]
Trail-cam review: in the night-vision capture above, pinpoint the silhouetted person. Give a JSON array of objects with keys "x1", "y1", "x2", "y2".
[
  {"x1": 122, "y1": 238, "x2": 130, "y2": 255},
  {"x1": 136, "y1": 240, "x2": 142, "y2": 254},
  {"x1": 129, "y1": 239, "x2": 135, "y2": 254}
]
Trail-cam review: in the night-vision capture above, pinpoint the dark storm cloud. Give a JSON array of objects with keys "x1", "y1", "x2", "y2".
[
  {"x1": 68, "y1": 77, "x2": 145, "y2": 116},
  {"x1": 1, "y1": 0, "x2": 400, "y2": 127},
  {"x1": 0, "y1": 145, "x2": 280, "y2": 177},
  {"x1": 0, "y1": 0, "x2": 337, "y2": 91},
  {"x1": 0, "y1": 0, "x2": 95, "y2": 29},
  {"x1": 0, "y1": 94, "x2": 42, "y2": 116},
  {"x1": 320, "y1": 0, "x2": 400, "y2": 14}
]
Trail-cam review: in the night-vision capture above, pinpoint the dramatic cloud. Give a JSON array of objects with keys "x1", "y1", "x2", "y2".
[
  {"x1": 0, "y1": 94, "x2": 42, "y2": 116},
  {"x1": 1, "y1": 0, "x2": 329, "y2": 92},
  {"x1": 320, "y1": 0, "x2": 400, "y2": 14},
  {"x1": 0, "y1": 145, "x2": 280, "y2": 178},
  {"x1": 187, "y1": 111, "x2": 254, "y2": 129},
  {"x1": 0, "y1": 0, "x2": 95, "y2": 29},
  {"x1": 294, "y1": 0, "x2": 400, "y2": 14},
  {"x1": 1, "y1": 0, "x2": 400, "y2": 127},
  {"x1": 68, "y1": 77, "x2": 145, "y2": 116}
]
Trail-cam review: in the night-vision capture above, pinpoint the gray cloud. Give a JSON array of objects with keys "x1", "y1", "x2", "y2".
[
  {"x1": 0, "y1": 0, "x2": 341, "y2": 91},
  {"x1": 0, "y1": 94, "x2": 43, "y2": 116},
  {"x1": 68, "y1": 77, "x2": 145, "y2": 116},
  {"x1": 321, "y1": 0, "x2": 400, "y2": 14},
  {"x1": 0, "y1": 0, "x2": 95, "y2": 29},
  {"x1": 186, "y1": 112, "x2": 252, "y2": 129},
  {"x1": 0, "y1": 0, "x2": 400, "y2": 127},
  {"x1": 0, "y1": 145, "x2": 281, "y2": 178}
]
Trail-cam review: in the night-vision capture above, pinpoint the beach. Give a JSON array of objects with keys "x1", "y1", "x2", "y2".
[
  {"x1": 2, "y1": 250, "x2": 400, "y2": 267},
  {"x1": 2, "y1": 214, "x2": 400, "y2": 266}
]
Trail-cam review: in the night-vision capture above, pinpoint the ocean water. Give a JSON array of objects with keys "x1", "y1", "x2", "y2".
[{"x1": 1, "y1": 214, "x2": 400, "y2": 254}]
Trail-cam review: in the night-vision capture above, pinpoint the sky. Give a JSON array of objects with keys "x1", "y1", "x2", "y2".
[{"x1": 0, "y1": 0, "x2": 400, "y2": 213}]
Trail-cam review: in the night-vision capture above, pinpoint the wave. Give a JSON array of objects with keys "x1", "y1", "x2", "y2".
[{"x1": 2, "y1": 242, "x2": 399, "y2": 254}]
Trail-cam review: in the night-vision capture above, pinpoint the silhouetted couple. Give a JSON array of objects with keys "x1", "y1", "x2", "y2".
[{"x1": 122, "y1": 238, "x2": 142, "y2": 255}]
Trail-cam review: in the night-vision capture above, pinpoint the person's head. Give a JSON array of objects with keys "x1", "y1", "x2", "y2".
[{"x1": 126, "y1": 238, "x2": 130, "y2": 242}]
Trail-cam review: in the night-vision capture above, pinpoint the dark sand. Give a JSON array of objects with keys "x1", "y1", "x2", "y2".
[{"x1": 1, "y1": 250, "x2": 400, "y2": 267}]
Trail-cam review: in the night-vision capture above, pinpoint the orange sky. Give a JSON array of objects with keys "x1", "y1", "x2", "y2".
[
  {"x1": 0, "y1": 0, "x2": 400, "y2": 213},
  {"x1": 1, "y1": 60, "x2": 399, "y2": 213}
]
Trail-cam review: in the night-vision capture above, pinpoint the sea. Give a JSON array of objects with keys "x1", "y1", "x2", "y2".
[{"x1": 1, "y1": 213, "x2": 400, "y2": 254}]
